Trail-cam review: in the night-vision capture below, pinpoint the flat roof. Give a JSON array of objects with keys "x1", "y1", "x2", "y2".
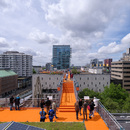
[{"x1": 0, "y1": 70, "x2": 17, "y2": 78}]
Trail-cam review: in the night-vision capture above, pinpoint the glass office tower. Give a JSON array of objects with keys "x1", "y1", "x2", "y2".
[{"x1": 52, "y1": 45, "x2": 71, "y2": 70}]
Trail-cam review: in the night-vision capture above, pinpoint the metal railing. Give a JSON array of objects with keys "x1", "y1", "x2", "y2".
[
  {"x1": 73, "y1": 77, "x2": 79, "y2": 101},
  {"x1": 97, "y1": 101, "x2": 125, "y2": 130},
  {"x1": 57, "y1": 74, "x2": 64, "y2": 107}
]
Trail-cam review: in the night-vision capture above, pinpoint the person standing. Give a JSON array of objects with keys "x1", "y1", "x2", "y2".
[
  {"x1": 83, "y1": 100, "x2": 88, "y2": 120},
  {"x1": 40, "y1": 99, "x2": 45, "y2": 109},
  {"x1": 93, "y1": 97, "x2": 99, "y2": 116},
  {"x1": 66, "y1": 72, "x2": 68, "y2": 80},
  {"x1": 39, "y1": 108, "x2": 46, "y2": 122},
  {"x1": 52, "y1": 101, "x2": 58, "y2": 119},
  {"x1": 79, "y1": 99, "x2": 83, "y2": 115},
  {"x1": 14, "y1": 94, "x2": 20, "y2": 110},
  {"x1": 48, "y1": 106, "x2": 55, "y2": 122},
  {"x1": 74, "y1": 101, "x2": 79, "y2": 120},
  {"x1": 45, "y1": 97, "x2": 51, "y2": 114},
  {"x1": 10, "y1": 95, "x2": 14, "y2": 111}
]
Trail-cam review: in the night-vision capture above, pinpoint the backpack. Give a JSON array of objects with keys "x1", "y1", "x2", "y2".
[
  {"x1": 50, "y1": 111, "x2": 53, "y2": 117},
  {"x1": 87, "y1": 105, "x2": 91, "y2": 111},
  {"x1": 41, "y1": 111, "x2": 46, "y2": 117}
]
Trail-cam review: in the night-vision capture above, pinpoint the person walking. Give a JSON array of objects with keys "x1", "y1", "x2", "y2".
[
  {"x1": 10, "y1": 95, "x2": 14, "y2": 111},
  {"x1": 14, "y1": 94, "x2": 20, "y2": 110},
  {"x1": 48, "y1": 106, "x2": 55, "y2": 122},
  {"x1": 79, "y1": 99, "x2": 83, "y2": 115},
  {"x1": 52, "y1": 101, "x2": 58, "y2": 119},
  {"x1": 83, "y1": 100, "x2": 88, "y2": 120},
  {"x1": 89, "y1": 99, "x2": 95, "y2": 119},
  {"x1": 39, "y1": 108, "x2": 46, "y2": 122},
  {"x1": 45, "y1": 97, "x2": 51, "y2": 114},
  {"x1": 74, "y1": 101, "x2": 79, "y2": 120}
]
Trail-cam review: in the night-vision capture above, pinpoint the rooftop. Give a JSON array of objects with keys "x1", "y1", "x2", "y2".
[{"x1": 0, "y1": 70, "x2": 17, "y2": 78}]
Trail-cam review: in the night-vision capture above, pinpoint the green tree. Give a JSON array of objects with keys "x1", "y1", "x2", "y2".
[
  {"x1": 122, "y1": 96, "x2": 130, "y2": 113},
  {"x1": 78, "y1": 88, "x2": 101, "y2": 99},
  {"x1": 33, "y1": 68, "x2": 36, "y2": 74}
]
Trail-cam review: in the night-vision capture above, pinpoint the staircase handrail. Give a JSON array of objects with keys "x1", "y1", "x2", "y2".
[
  {"x1": 57, "y1": 74, "x2": 64, "y2": 107},
  {"x1": 73, "y1": 76, "x2": 79, "y2": 101},
  {"x1": 98, "y1": 101, "x2": 124, "y2": 130}
]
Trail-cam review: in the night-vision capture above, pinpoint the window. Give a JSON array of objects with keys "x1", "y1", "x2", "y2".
[
  {"x1": 45, "y1": 82, "x2": 47, "y2": 85},
  {"x1": 80, "y1": 84, "x2": 81, "y2": 87},
  {"x1": 103, "y1": 77, "x2": 104, "y2": 80},
  {"x1": 91, "y1": 82, "x2": 93, "y2": 85},
  {"x1": 53, "y1": 82, "x2": 55, "y2": 85},
  {"x1": 84, "y1": 82, "x2": 85, "y2": 85},
  {"x1": 57, "y1": 78, "x2": 58, "y2": 80},
  {"x1": 99, "y1": 82, "x2": 100, "y2": 85},
  {"x1": 80, "y1": 77, "x2": 81, "y2": 80},
  {"x1": 87, "y1": 84, "x2": 89, "y2": 87},
  {"x1": 95, "y1": 77, "x2": 97, "y2": 80},
  {"x1": 49, "y1": 77, "x2": 51, "y2": 80},
  {"x1": 95, "y1": 84, "x2": 97, "y2": 87},
  {"x1": 87, "y1": 77, "x2": 89, "y2": 80}
]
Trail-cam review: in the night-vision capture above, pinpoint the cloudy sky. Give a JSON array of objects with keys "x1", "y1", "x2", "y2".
[{"x1": 0, "y1": 0, "x2": 130, "y2": 66}]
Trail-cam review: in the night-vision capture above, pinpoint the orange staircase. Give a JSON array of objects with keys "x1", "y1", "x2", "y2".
[{"x1": 59, "y1": 73, "x2": 76, "y2": 112}]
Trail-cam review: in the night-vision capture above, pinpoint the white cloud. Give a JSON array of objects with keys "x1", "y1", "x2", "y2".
[
  {"x1": 0, "y1": 37, "x2": 9, "y2": 47},
  {"x1": 29, "y1": 29, "x2": 59, "y2": 44},
  {"x1": 98, "y1": 33, "x2": 130, "y2": 54}
]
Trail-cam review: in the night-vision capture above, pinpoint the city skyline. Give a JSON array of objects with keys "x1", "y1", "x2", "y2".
[{"x1": 0, "y1": 0, "x2": 130, "y2": 66}]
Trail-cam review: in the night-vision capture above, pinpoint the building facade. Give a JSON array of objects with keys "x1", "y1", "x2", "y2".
[
  {"x1": 0, "y1": 51, "x2": 32, "y2": 77},
  {"x1": 120, "y1": 48, "x2": 130, "y2": 61},
  {"x1": 32, "y1": 74, "x2": 62, "y2": 99},
  {"x1": 52, "y1": 45, "x2": 71, "y2": 70},
  {"x1": 104, "y1": 59, "x2": 113, "y2": 67},
  {"x1": 90, "y1": 59, "x2": 103, "y2": 68},
  {"x1": 0, "y1": 70, "x2": 18, "y2": 97},
  {"x1": 46, "y1": 63, "x2": 52, "y2": 71},
  {"x1": 111, "y1": 61, "x2": 130, "y2": 92},
  {"x1": 74, "y1": 74, "x2": 110, "y2": 92}
]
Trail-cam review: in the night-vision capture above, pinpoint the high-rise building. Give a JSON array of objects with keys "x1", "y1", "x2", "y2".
[
  {"x1": 111, "y1": 61, "x2": 130, "y2": 92},
  {"x1": 0, "y1": 51, "x2": 32, "y2": 77},
  {"x1": 52, "y1": 45, "x2": 71, "y2": 70},
  {"x1": 120, "y1": 48, "x2": 130, "y2": 61},
  {"x1": 104, "y1": 59, "x2": 112, "y2": 67}
]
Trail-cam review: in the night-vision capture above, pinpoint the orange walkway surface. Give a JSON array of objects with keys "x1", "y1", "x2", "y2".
[{"x1": 0, "y1": 108, "x2": 108, "y2": 130}]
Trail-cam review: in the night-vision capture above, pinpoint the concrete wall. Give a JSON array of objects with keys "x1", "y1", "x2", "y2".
[
  {"x1": 74, "y1": 74, "x2": 110, "y2": 92},
  {"x1": 32, "y1": 74, "x2": 62, "y2": 99}
]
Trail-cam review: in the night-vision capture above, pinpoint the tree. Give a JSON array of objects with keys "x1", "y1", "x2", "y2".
[
  {"x1": 33, "y1": 68, "x2": 36, "y2": 74},
  {"x1": 78, "y1": 88, "x2": 101, "y2": 99}
]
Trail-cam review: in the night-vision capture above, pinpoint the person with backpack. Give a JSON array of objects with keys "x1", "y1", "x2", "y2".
[
  {"x1": 74, "y1": 101, "x2": 79, "y2": 120},
  {"x1": 14, "y1": 94, "x2": 20, "y2": 110},
  {"x1": 45, "y1": 97, "x2": 51, "y2": 114},
  {"x1": 10, "y1": 95, "x2": 14, "y2": 111},
  {"x1": 52, "y1": 101, "x2": 58, "y2": 119},
  {"x1": 83, "y1": 100, "x2": 88, "y2": 121},
  {"x1": 39, "y1": 108, "x2": 46, "y2": 122},
  {"x1": 48, "y1": 106, "x2": 55, "y2": 122}
]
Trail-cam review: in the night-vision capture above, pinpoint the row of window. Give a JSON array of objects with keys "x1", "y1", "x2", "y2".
[
  {"x1": 80, "y1": 77, "x2": 104, "y2": 80},
  {"x1": 79, "y1": 83, "x2": 108, "y2": 87},
  {"x1": 41, "y1": 77, "x2": 59, "y2": 80}
]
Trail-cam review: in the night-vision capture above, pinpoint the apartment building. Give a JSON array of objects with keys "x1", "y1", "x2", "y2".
[
  {"x1": 111, "y1": 61, "x2": 130, "y2": 92},
  {"x1": 0, "y1": 51, "x2": 32, "y2": 77}
]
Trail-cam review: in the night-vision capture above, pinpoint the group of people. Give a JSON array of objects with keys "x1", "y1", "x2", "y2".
[
  {"x1": 75, "y1": 98, "x2": 97, "y2": 120},
  {"x1": 10, "y1": 95, "x2": 20, "y2": 110},
  {"x1": 39, "y1": 98, "x2": 58, "y2": 122}
]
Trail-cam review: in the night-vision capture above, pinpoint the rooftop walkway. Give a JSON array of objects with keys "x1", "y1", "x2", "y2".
[{"x1": 0, "y1": 73, "x2": 109, "y2": 130}]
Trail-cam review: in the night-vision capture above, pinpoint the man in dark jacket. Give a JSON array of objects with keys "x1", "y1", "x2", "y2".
[
  {"x1": 89, "y1": 99, "x2": 95, "y2": 119},
  {"x1": 10, "y1": 95, "x2": 14, "y2": 111},
  {"x1": 14, "y1": 95, "x2": 20, "y2": 110},
  {"x1": 79, "y1": 99, "x2": 83, "y2": 115},
  {"x1": 45, "y1": 97, "x2": 51, "y2": 114}
]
